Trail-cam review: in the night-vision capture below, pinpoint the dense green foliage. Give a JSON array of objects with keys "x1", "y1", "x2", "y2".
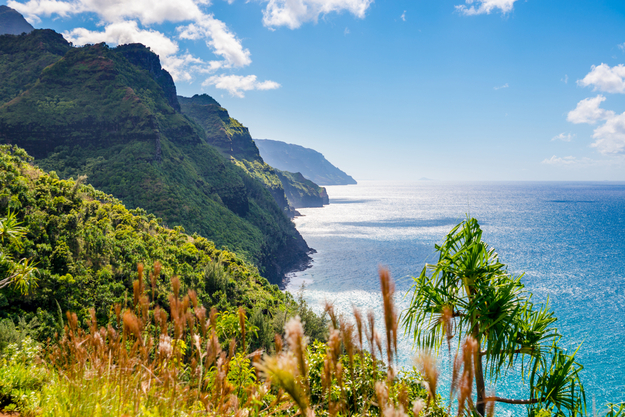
[
  {"x1": 0, "y1": 145, "x2": 324, "y2": 347},
  {"x1": 0, "y1": 34, "x2": 310, "y2": 283},
  {"x1": 0, "y1": 29, "x2": 69, "y2": 105}
]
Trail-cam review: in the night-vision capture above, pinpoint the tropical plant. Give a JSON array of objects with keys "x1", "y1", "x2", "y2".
[
  {"x1": 403, "y1": 217, "x2": 585, "y2": 416},
  {"x1": 0, "y1": 211, "x2": 38, "y2": 294}
]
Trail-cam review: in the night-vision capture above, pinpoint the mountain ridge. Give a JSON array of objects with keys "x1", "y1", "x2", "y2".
[
  {"x1": 0, "y1": 31, "x2": 310, "y2": 285},
  {"x1": 255, "y1": 138, "x2": 357, "y2": 186}
]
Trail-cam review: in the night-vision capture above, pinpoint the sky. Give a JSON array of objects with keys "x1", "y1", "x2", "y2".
[{"x1": 5, "y1": 0, "x2": 625, "y2": 181}]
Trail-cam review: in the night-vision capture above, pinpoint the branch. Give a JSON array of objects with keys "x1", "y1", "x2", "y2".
[
  {"x1": 485, "y1": 396, "x2": 544, "y2": 405},
  {"x1": 480, "y1": 347, "x2": 535, "y2": 356}
]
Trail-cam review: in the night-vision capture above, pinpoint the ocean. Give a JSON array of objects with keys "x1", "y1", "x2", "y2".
[{"x1": 286, "y1": 181, "x2": 625, "y2": 415}]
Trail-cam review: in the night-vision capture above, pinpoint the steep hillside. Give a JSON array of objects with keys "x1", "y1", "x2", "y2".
[
  {"x1": 255, "y1": 138, "x2": 357, "y2": 185},
  {"x1": 179, "y1": 94, "x2": 329, "y2": 212},
  {"x1": 0, "y1": 145, "x2": 324, "y2": 347},
  {"x1": 0, "y1": 5, "x2": 33, "y2": 36},
  {"x1": 0, "y1": 29, "x2": 70, "y2": 105},
  {"x1": 0, "y1": 34, "x2": 309, "y2": 284}
]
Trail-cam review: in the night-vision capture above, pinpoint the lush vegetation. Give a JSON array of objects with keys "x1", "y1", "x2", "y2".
[
  {"x1": 0, "y1": 145, "x2": 323, "y2": 348},
  {"x1": 0, "y1": 148, "x2": 435, "y2": 414},
  {"x1": 0, "y1": 158, "x2": 622, "y2": 416},
  {"x1": 0, "y1": 34, "x2": 310, "y2": 283},
  {"x1": 0, "y1": 30, "x2": 70, "y2": 105}
]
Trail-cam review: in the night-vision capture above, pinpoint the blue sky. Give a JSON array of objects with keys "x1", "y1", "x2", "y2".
[{"x1": 6, "y1": 0, "x2": 625, "y2": 181}]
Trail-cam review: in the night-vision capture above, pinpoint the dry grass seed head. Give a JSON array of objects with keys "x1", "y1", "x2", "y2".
[
  {"x1": 352, "y1": 306, "x2": 364, "y2": 350},
  {"x1": 414, "y1": 351, "x2": 439, "y2": 403},
  {"x1": 379, "y1": 267, "x2": 398, "y2": 365},
  {"x1": 412, "y1": 399, "x2": 425, "y2": 416}
]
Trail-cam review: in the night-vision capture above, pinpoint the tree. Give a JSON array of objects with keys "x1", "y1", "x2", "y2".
[
  {"x1": 403, "y1": 217, "x2": 585, "y2": 416},
  {"x1": 0, "y1": 211, "x2": 38, "y2": 294}
]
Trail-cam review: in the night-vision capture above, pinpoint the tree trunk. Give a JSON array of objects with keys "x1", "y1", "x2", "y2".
[{"x1": 473, "y1": 333, "x2": 486, "y2": 416}]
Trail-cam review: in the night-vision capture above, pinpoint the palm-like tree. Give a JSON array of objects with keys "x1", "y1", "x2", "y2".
[
  {"x1": 403, "y1": 217, "x2": 584, "y2": 416},
  {"x1": 0, "y1": 211, "x2": 38, "y2": 294}
]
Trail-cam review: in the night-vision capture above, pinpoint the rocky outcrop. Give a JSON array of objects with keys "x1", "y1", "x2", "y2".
[{"x1": 116, "y1": 43, "x2": 181, "y2": 112}]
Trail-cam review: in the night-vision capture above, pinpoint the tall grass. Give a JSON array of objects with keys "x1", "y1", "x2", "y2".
[{"x1": 1, "y1": 265, "x2": 440, "y2": 416}]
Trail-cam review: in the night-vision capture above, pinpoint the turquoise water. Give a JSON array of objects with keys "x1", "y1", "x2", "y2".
[{"x1": 287, "y1": 181, "x2": 625, "y2": 415}]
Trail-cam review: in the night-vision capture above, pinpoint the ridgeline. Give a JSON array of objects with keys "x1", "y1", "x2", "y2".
[{"x1": 0, "y1": 30, "x2": 313, "y2": 284}]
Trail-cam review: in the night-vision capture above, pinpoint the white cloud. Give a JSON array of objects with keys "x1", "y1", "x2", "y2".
[
  {"x1": 541, "y1": 155, "x2": 597, "y2": 166},
  {"x1": 552, "y1": 133, "x2": 574, "y2": 142},
  {"x1": 455, "y1": 0, "x2": 517, "y2": 16},
  {"x1": 262, "y1": 0, "x2": 373, "y2": 29},
  {"x1": 567, "y1": 95, "x2": 625, "y2": 155},
  {"x1": 400, "y1": 10, "x2": 406, "y2": 21},
  {"x1": 577, "y1": 63, "x2": 625, "y2": 94},
  {"x1": 203, "y1": 74, "x2": 280, "y2": 98},
  {"x1": 12, "y1": 0, "x2": 257, "y2": 86},
  {"x1": 562, "y1": 74, "x2": 568, "y2": 84},
  {"x1": 494, "y1": 83, "x2": 508, "y2": 90},
  {"x1": 618, "y1": 43, "x2": 625, "y2": 52},
  {"x1": 64, "y1": 21, "x2": 179, "y2": 57},
  {"x1": 591, "y1": 112, "x2": 625, "y2": 154},
  {"x1": 9, "y1": 0, "x2": 206, "y2": 24},
  {"x1": 177, "y1": 16, "x2": 251, "y2": 68},
  {"x1": 7, "y1": 0, "x2": 76, "y2": 22},
  {"x1": 567, "y1": 95, "x2": 614, "y2": 125},
  {"x1": 344, "y1": 27, "x2": 349, "y2": 34}
]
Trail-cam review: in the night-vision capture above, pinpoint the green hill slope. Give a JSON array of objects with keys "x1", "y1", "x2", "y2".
[
  {"x1": 0, "y1": 33, "x2": 309, "y2": 284},
  {"x1": 0, "y1": 145, "x2": 327, "y2": 346}
]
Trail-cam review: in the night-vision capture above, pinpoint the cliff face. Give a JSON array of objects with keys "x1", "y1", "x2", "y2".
[
  {"x1": 0, "y1": 6, "x2": 34, "y2": 35},
  {"x1": 178, "y1": 94, "x2": 262, "y2": 162},
  {"x1": 0, "y1": 32, "x2": 310, "y2": 285},
  {"x1": 255, "y1": 139, "x2": 357, "y2": 186},
  {"x1": 116, "y1": 43, "x2": 181, "y2": 112},
  {"x1": 179, "y1": 94, "x2": 329, "y2": 214},
  {"x1": 277, "y1": 170, "x2": 329, "y2": 208}
]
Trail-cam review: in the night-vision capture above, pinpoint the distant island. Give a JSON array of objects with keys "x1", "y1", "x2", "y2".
[{"x1": 255, "y1": 138, "x2": 357, "y2": 186}]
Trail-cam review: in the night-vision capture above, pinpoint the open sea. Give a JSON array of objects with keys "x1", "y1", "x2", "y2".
[{"x1": 286, "y1": 181, "x2": 625, "y2": 415}]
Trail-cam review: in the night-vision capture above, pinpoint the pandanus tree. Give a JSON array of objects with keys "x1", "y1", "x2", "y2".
[
  {"x1": 403, "y1": 217, "x2": 585, "y2": 416},
  {"x1": 0, "y1": 211, "x2": 38, "y2": 294}
]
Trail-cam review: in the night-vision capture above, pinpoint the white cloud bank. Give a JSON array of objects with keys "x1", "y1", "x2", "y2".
[
  {"x1": 8, "y1": 0, "x2": 373, "y2": 95},
  {"x1": 455, "y1": 0, "x2": 517, "y2": 16},
  {"x1": 262, "y1": 0, "x2": 373, "y2": 29},
  {"x1": 7, "y1": 0, "x2": 282, "y2": 96}
]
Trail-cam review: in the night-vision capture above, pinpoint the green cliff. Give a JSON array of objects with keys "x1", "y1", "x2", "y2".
[
  {"x1": 0, "y1": 32, "x2": 309, "y2": 284},
  {"x1": 178, "y1": 94, "x2": 329, "y2": 213}
]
